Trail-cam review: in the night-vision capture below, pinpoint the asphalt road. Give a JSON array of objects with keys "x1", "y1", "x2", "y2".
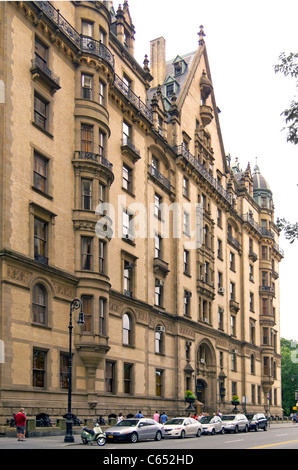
[{"x1": 0, "y1": 423, "x2": 298, "y2": 453}]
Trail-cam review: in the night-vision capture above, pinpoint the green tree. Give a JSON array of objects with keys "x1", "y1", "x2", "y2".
[
  {"x1": 281, "y1": 338, "x2": 298, "y2": 416},
  {"x1": 275, "y1": 52, "x2": 298, "y2": 242}
]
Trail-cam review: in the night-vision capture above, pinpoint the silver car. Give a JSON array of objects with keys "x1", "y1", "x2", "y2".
[
  {"x1": 163, "y1": 417, "x2": 202, "y2": 438},
  {"x1": 221, "y1": 414, "x2": 249, "y2": 433},
  {"x1": 200, "y1": 415, "x2": 224, "y2": 435},
  {"x1": 105, "y1": 418, "x2": 164, "y2": 443}
]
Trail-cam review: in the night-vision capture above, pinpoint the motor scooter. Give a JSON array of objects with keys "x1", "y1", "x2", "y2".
[{"x1": 81, "y1": 422, "x2": 106, "y2": 446}]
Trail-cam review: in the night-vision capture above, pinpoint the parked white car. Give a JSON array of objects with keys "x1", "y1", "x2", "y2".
[
  {"x1": 163, "y1": 417, "x2": 202, "y2": 438},
  {"x1": 221, "y1": 414, "x2": 249, "y2": 433},
  {"x1": 200, "y1": 415, "x2": 225, "y2": 435}
]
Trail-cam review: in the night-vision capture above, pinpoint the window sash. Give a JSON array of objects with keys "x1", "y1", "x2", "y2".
[
  {"x1": 81, "y1": 179, "x2": 92, "y2": 210},
  {"x1": 34, "y1": 153, "x2": 48, "y2": 193},
  {"x1": 34, "y1": 218, "x2": 48, "y2": 258},
  {"x1": 33, "y1": 349, "x2": 47, "y2": 388},
  {"x1": 81, "y1": 124, "x2": 93, "y2": 153},
  {"x1": 81, "y1": 237, "x2": 93, "y2": 271},
  {"x1": 34, "y1": 94, "x2": 48, "y2": 130}
]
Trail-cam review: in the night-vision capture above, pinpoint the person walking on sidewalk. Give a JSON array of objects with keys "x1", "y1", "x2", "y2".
[{"x1": 15, "y1": 408, "x2": 27, "y2": 441}]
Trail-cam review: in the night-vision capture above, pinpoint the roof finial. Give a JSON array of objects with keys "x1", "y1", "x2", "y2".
[
  {"x1": 253, "y1": 157, "x2": 260, "y2": 174},
  {"x1": 198, "y1": 25, "x2": 205, "y2": 46}
]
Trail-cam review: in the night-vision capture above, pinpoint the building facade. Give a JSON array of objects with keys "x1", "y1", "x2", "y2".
[{"x1": 0, "y1": 1, "x2": 283, "y2": 422}]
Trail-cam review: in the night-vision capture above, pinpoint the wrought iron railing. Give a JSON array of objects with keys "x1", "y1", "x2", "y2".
[
  {"x1": 148, "y1": 165, "x2": 171, "y2": 191},
  {"x1": 31, "y1": 57, "x2": 61, "y2": 87},
  {"x1": 75, "y1": 151, "x2": 113, "y2": 171},
  {"x1": 114, "y1": 74, "x2": 153, "y2": 123},
  {"x1": 174, "y1": 144, "x2": 233, "y2": 204},
  {"x1": 32, "y1": 2, "x2": 114, "y2": 69}
]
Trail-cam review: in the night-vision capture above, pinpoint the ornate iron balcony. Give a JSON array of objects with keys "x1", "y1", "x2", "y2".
[
  {"x1": 31, "y1": 57, "x2": 61, "y2": 90},
  {"x1": 114, "y1": 74, "x2": 153, "y2": 123},
  {"x1": 148, "y1": 165, "x2": 171, "y2": 191},
  {"x1": 75, "y1": 151, "x2": 113, "y2": 171}
]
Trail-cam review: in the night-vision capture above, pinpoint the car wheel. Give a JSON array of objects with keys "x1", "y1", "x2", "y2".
[
  {"x1": 196, "y1": 428, "x2": 201, "y2": 437},
  {"x1": 97, "y1": 436, "x2": 106, "y2": 446},
  {"x1": 263, "y1": 424, "x2": 267, "y2": 431},
  {"x1": 130, "y1": 432, "x2": 138, "y2": 443},
  {"x1": 245, "y1": 425, "x2": 248, "y2": 433},
  {"x1": 234, "y1": 426, "x2": 238, "y2": 433},
  {"x1": 180, "y1": 430, "x2": 186, "y2": 439},
  {"x1": 255, "y1": 424, "x2": 259, "y2": 432},
  {"x1": 221, "y1": 427, "x2": 225, "y2": 435},
  {"x1": 211, "y1": 428, "x2": 215, "y2": 435},
  {"x1": 155, "y1": 431, "x2": 162, "y2": 441}
]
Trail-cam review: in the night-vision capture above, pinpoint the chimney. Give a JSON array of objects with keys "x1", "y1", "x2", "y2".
[{"x1": 150, "y1": 37, "x2": 166, "y2": 88}]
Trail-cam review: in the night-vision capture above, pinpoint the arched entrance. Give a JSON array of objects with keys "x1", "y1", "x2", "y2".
[{"x1": 196, "y1": 340, "x2": 217, "y2": 412}]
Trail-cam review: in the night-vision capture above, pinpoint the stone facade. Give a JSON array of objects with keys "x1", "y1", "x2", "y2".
[{"x1": 0, "y1": 1, "x2": 283, "y2": 423}]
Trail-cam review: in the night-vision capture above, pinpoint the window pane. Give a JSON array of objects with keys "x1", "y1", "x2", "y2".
[
  {"x1": 34, "y1": 153, "x2": 47, "y2": 193},
  {"x1": 32, "y1": 284, "x2": 47, "y2": 324},
  {"x1": 81, "y1": 237, "x2": 92, "y2": 270},
  {"x1": 82, "y1": 296, "x2": 92, "y2": 332}
]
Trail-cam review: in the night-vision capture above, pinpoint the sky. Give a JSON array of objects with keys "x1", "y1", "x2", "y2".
[{"x1": 125, "y1": 0, "x2": 298, "y2": 341}]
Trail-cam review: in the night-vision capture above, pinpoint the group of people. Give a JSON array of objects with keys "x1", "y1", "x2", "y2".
[{"x1": 116, "y1": 410, "x2": 168, "y2": 424}]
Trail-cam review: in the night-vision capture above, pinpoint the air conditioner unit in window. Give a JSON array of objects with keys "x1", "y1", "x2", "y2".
[
  {"x1": 204, "y1": 318, "x2": 209, "y2": 323},
  {"x1": 125, "y1": 233, "x2": 134, "y2": 241},
  {"x1": 155, "y1": 279, "x2": 164, "y2": 287},
  {"x1": 200, "y1": 358, "x2": 205, "y2": 364},
  {"x1": 201, "y1": 275, "x2": 205, "y2": 282},
  {"x1": 156, "y1": 325, "x2": 165, "y2": 332},
  {"x1": 218, "y1": 287, "x2": 225, "y2": 294}
]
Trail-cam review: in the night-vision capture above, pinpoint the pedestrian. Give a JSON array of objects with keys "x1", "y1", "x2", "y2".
[
  {"x1": 135, "y1": 410, "x2": 144, "y2": 418},
  {"x1": 293, "y1": 412, "x2": 297, "y2": 424},
  {"x1": 15, "y1": 408, "x2": 26, "y2": 441},
  {"x1": 160, "y1": 411, "x2": 168, "y2": 424},
  {"x1": 153, "y1": 411, "x2": 160, "y2": 423},
  {"x1": 117, "y1": 412, "x2": 124, "y2": 423}
]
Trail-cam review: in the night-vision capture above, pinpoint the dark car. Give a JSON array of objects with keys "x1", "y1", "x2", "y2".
[{"x1": 246, "y1": 413, "x2": 268, "y2": 431}]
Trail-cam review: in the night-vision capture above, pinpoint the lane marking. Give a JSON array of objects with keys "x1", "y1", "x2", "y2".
[
  {"x1": 248, "y1": 439, "x2": 298, "y2": 449},
  {"x1": 224, "y1": 439, "x2": 244, "y2": 443}
]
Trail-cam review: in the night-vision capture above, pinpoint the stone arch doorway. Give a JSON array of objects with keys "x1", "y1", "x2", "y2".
[{"x1": 196, "y1": 340, "x2": 217, "y2": 412}]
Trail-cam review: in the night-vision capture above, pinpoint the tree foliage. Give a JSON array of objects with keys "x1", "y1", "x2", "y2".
[
  {"x1": 281, "y1": 338, "x2": 298, "y2": 416},
  {"x1": 274, "y1": 52, "x2": 298, "y2": 145},
  {"x1": 274, "y1": 53, "x2": 298, "y2": 242}
]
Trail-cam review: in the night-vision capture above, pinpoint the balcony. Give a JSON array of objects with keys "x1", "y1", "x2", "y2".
[
  {"x1": 259, "y1": 285, "x2": 275, "y2": 296},
  {"x1": 229, "y1": 299, "x2": 240, "y2": 313},
  {"x1": 174, "y1": 144, "x2": 232, "y2": 204},
  {"x1": 114, "y1": 74, "x2": 153, "y2": 123},
  {"x1": 121, "y1": 137, "x2": 141, "y2": 163},
  {"x1": 153, "y1": 257, "x2": 170, "y2": 277},
  {"x1": 148, "y1": 165, "x2": 171, "y2": 192},
  {"x1": 249, "y1": 249, "x2": 258, "y2": 262},
  {"x1": 31, "y1": 57, "x2": 61, "y2": 93},
  {"x1": 200, "y1": 104, "x2": 213, "y2": 127},
  {"x1": 227, "y1": 232, "x2": 240, "y2": 250},
  {"x1": 31, "y1": 2, "x2": 114, "y2": 70},
  {"x1": 73, "y1": 151, "x2": 114, "y2": 184},
  {"x1": 34, "y1": 253, "x2": 49, "y2": 265}
]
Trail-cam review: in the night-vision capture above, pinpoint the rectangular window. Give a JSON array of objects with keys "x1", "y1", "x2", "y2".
[
  {"x1": 156, "y1": 369, "x2": 163, "y2": 397},
  {"x1": 34, "y1": 93, "x2": 48, "y2": 131},
  {"x1": 81, "y1": 124, "x2": 93, "y2": 153},
  {"x1": 33, "y1": 348, "x2": 47, "y2": 388},
  {"x1": 250, "y1": 292, "x2": 254, "y2": 312},
  {"x1": 99, "y1": 130, "x2": 105, "y2": 157},
  {"x1": 81, "y1": 236, "x2": 93, "y2": 271},
  {"x1": 230, "y1": 252, "x2": 235, "y2": 270},
  {"x1": 217, "y1": 239, "x2": 222, "y2": 259},
  {"x1": 35, "y1": 36, "x2": 48, "y2": 65},
  {"x1": 99, "y1": 240, "x2": 105, "y2": 274},
  {"x1": 60, "y1": 353, "x2": 69, "y2": 390},
  {"x1": 230, "y1": 282, "x2": 235, "y2": 300},
  {"x1": 122, "y1": 164, "x2": 132, "y2": 192},
  {"x1": 124, "y1": 363, "x2": 133, "y2": 394},
  {"x1": 123, "y1": 209, "x2": 134, "y2": 240},
  {"x1": 82, "y1": 295, "x2": 92, "y2": 332},
  {"x1": 184, "y1": 290, "x2": 191, "y2": 316},
  {"x1": 183, "y1": 211, "x2": 190, "y2": 236},
  {"x1": 184, "y1": 249, "x2": 190, "y2": 274},
  {"x1": 218, "y1": 308, "x2": 223, "y2": 330},
  {"x1": 155, "y1": 280, "x2": 163, "y2": 307},
  {"x1": 99, "y1": 80, "x2": 105, "y2": 105},
  {"x1": 81, "y1": 74, "x2": 93, "y2": 99},
  {"x1": 231, "y1": 315, "x2": 236, "y2": 336},
  {"x1": 81, "y1": 179, "x2": 92, "y2": 210},
  {"x1": 154, "y1": 193, "x2": 162, "y2": 219},
  {"x1": 82, "y1": 20, "x2": 93, "y2": 38},
  {"x1": 99, "y1": 297, "x2": 106, "y2": 336},
  {"x1": 122, "y1": 121, "x2": 131, "y2": 145},
  {"x1": 124, "y1": 260, "x2": 133, "y2": 297},
  {"x1": 155, "y1": 234, "x2": 162, "y2": 259},
  {"x1": 34, "y1": 152, "x2": 48, "y2": 193},
  {"x1": 105, "y1": 361, "x2": 115, "y2": 393},
  {"x1": 183, "y1": 176, "x2": 189, "y2": 198},
  {"x1": 98, "y1": 183, "x2": 106, "y2": 204},
  {"x1": 34, "y1": 217, "x2": 48, "y2": 264}
]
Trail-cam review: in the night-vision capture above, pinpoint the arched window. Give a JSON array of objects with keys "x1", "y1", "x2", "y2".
[
  {"x1": 155, "y1": 326, "x2": 164, "y2": 354},
  {"x1": 123, "y1": 313, "x2": 131, "y2": 345},
  {"x1": 32, "y1": 284, "x2": 47, "y2": 325}
]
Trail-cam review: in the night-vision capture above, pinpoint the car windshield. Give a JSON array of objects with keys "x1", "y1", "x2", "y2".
[
  {"x1": 200, "y1": 416, "x2": 213, "y2": 424},
  {"x1": 221, "y1": 415, "x2": 235, "y2": 421},
  {"x1": 165, "y1": 419, "x2": 184, "y2": 425},
  {"x1": 115, "y1": 419, "x2": 139, "y2": 427}
]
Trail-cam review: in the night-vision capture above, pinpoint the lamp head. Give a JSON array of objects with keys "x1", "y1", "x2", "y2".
[{"x1": 77, "y1": 308, "x2": 84, "y2": 325}]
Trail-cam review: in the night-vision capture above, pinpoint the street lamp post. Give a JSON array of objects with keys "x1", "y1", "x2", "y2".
[{"x1": 64, "y1": 298, "x2": 84, "y2": 443}]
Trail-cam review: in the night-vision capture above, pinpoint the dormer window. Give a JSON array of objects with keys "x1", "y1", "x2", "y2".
[
  {"x1": 174, "y1": 62, "x2": 182, "y2": 76},
  {"x1": 166, "y1": 83, "x2": 174, "y2": 98}
]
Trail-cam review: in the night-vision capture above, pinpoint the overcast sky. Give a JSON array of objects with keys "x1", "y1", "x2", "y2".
[{"x1": 126, "y1": 0, "x2": 298, "y2": 342}]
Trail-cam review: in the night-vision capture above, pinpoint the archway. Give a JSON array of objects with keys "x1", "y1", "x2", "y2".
[{"x1": 196, "y1": 340, "x2": 217, "y2": 412}]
